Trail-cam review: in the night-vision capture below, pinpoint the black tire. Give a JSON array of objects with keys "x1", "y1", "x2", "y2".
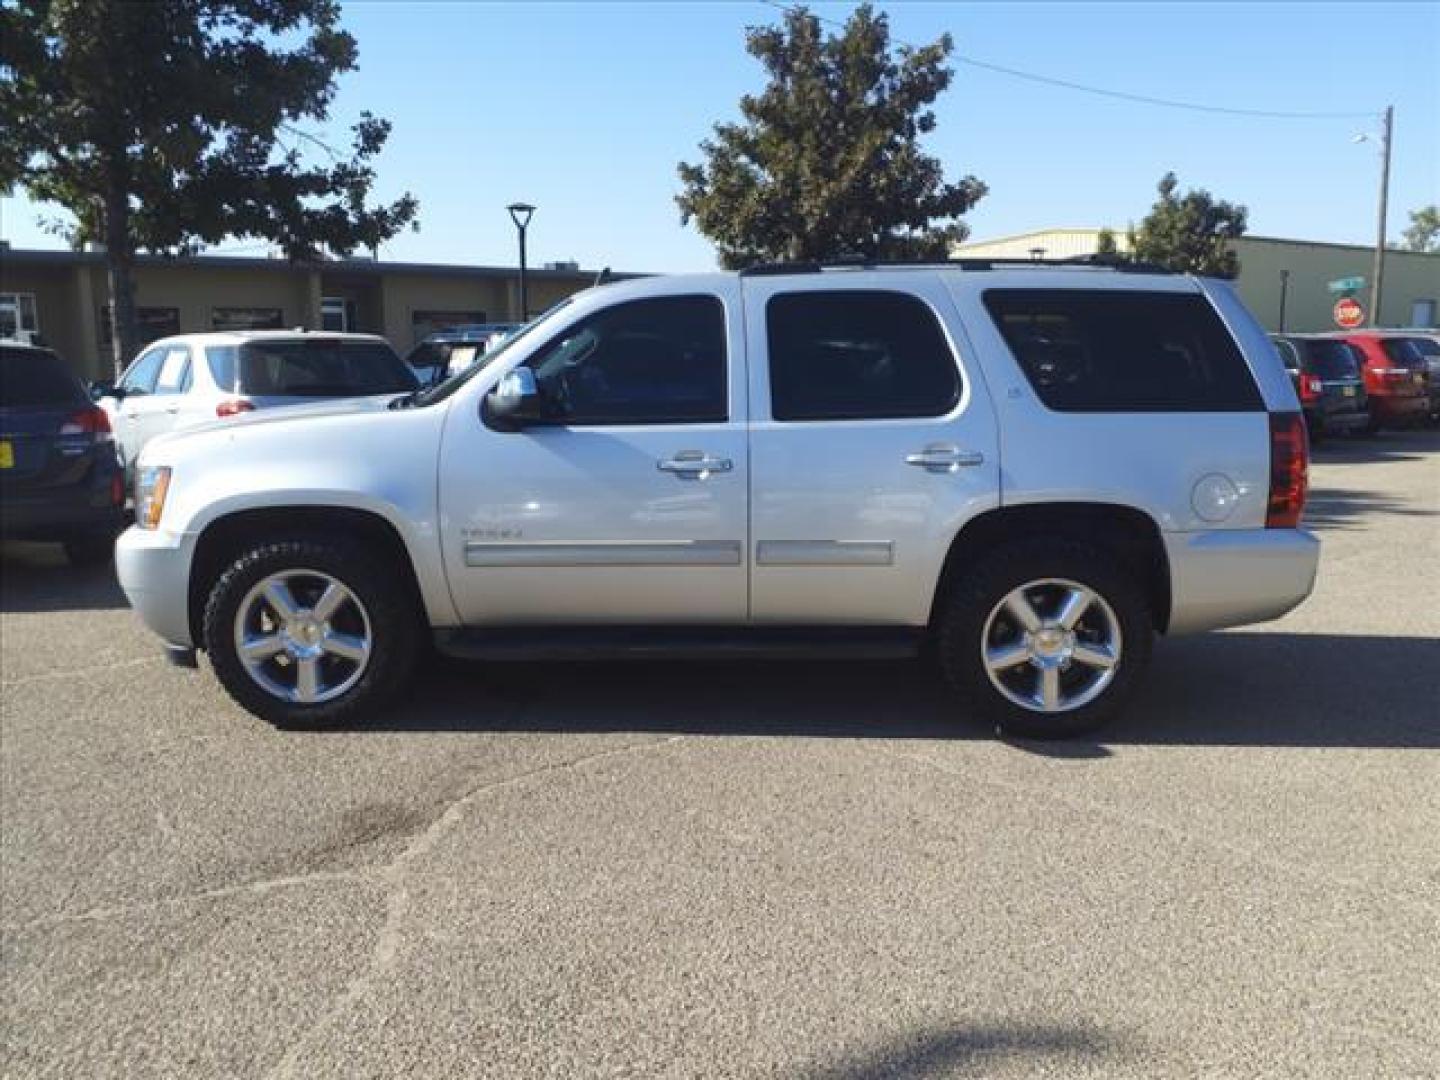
[
  {"x1": 936, "y1": 539, "x2": 1153, "y2": 739},
  {"x1": 63, "y1": 535, "x2": 115, "y2": 566},
  {"x1": 1361, "y1": 411, "x2": 1382, "y2": 437},
  {"x1": 203, "y1": 535, "x2": 420, "y2": 729}
]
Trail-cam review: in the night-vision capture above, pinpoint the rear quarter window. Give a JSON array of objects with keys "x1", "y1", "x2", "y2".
[{"x1": 983, "y1": 289, "x2": 1263, "y2": 413}]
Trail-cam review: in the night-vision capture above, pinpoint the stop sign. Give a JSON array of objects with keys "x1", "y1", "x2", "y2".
[{"x1": 1334, "y1": 296, "x2": 1365, "y2": 329}]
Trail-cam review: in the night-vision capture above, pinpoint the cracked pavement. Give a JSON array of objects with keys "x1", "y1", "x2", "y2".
[{"x1": 3, "y1": 431, "x2": 1438, "y2": 1078}]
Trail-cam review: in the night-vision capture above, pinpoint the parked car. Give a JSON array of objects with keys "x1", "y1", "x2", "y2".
[
  {"x1": 403, "y1": 324, "x2": 523, "y2": 385},
  {"x1": 1378, "y1": 332, "x2": 1440, "y2": 422},
  {"x1": 1, "y1": 341, "x2": 125, "y2": 564},
  {"x1": 1269, "y1": 334, "x2": 1369, "y2": 441},
  {"x1": 1325, "y1": 331, "x2": 1431, "y2": 433},
  {"x1": 94, "y1": 331, "x2": 417, "y2": 476},
  {"x1": 115, "y1": 262, "x2": 1317, "y2": 739}
]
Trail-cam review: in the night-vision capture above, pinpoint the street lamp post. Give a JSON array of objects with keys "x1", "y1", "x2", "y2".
[
  {"x1": 506, "y1": 202, "x2": 536, "y2": 321},
  {"x1": 1278, "y1": 269, "x2": 1290, "y2": 332}
]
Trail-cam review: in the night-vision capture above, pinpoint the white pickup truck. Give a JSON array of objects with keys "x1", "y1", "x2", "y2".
[{"x1": 116, "y1": 261, "x2": 1319, "y2": 738}]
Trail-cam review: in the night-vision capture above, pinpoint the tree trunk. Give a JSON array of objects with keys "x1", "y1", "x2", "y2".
[{"x1": 103, "y1": 187, "x2": 138, "y2": 380}]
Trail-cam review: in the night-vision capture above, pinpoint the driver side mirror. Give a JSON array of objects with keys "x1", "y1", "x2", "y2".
[{"x1": 483, "y1": 367, "x2": 545, "y2": 431}]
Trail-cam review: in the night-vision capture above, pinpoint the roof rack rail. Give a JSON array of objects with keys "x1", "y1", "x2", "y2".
[{"x1": 737, "y1": 255, "x2": 1180, "y2": 277}]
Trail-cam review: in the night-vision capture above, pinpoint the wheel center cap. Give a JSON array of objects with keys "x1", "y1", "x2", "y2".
[
  {"x1": 1033, "y1": 627, "x2": 1070, "y2": 656},
  {"x1": 290, "y1": 618, "x2": 322, "y2": 647}
]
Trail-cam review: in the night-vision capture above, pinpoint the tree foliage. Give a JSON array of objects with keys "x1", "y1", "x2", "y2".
[
  {"x1": 1126, "y1": 172, "x2": 1247, "y2": 278},
  {"x1": 0, "y1": 0, "x2": 418, "y2": 372},
  {"x1": 676, "y1": 3, "x2": 985, "y2": 269},
  {"x1": 1094, "y1": 228, "x2": 1120, "y2": 256},
  {"x1": 1400, "y1": 205, "x2": 1440, "y2": 253}
]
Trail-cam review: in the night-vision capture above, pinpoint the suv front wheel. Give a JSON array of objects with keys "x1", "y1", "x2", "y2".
[
  {"x1": 938, "y1": 540, "x2": 1153, "y2": 739},
  {"x1": 203, "y1": 535, "x2": 420, "y2": 728}
]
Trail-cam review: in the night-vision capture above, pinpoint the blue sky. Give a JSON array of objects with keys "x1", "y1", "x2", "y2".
[{"x1": 2, "y1": 1, "x2": 1436, "y2": 272}]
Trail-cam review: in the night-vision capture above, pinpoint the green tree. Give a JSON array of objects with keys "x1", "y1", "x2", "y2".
[
  {"x1": 676, "y1": 3, "x2": 985, "y2": 269},
  {"x1": 1126, "y1": 172, "x2": 1247, "y2": 278},
  {"x1": 1094, "y1": 228, "x2": 1120, "y2": 256},
  {"x1": 0, "y1": 0, "x2": 418, "y2": 374},
  {"x1": 1400, "y1": 205, "x2": 1440, "y2": 253}
]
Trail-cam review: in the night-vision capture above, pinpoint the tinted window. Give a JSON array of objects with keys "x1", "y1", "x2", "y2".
[
  {"x1": 984, "y1": 290, "x2": 1262, "y2": 413},
  {"x1": 0, "y1": 347, "x2": 86, "y2": 407},
  {"x1": 1380, "y1": 338, "x2": 1430, "y2": 368},
  {"x1": 525, "y1": 295, "x2": 727, "y2": 425},
  {"x1": 767, "y1": 291, "x2": 960, "y2": 422},
  {"x1": 1300, "y1": 340, "x2": 1360, "y2": 381},
  {"x1": 1272, "y1": 338, "x2": 1300, "y2": 372},
  {"x1": 207, "y1": 346, "x2": 238, "y2": 391},
  {"x1": 119, "y1": 347, "x2": 167, "y2": 395},
  {"x1": 236, "y1": 341, "x2": 418, "y2": 396},
  {"x1": 1410, "y1": 337, "x2": 1439, "y2": 358}
]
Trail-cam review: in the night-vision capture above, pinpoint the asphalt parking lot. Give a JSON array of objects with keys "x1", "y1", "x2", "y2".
[{"x1": 3, "y1": 431, "x2": 1437, "y2": 1079}]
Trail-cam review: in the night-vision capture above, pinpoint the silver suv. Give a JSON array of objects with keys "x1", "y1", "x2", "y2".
[{"x1": 116, "y1": 262, "x2": 1318, "y2": 738}]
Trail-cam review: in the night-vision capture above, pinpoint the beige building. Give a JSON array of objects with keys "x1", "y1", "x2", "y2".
[
  {"x1": 0, "y1": 246, "x2": 624, "y2": 379},
  {"x1": 956, "y1": 229, "x2": 1439, "y2": 334}
]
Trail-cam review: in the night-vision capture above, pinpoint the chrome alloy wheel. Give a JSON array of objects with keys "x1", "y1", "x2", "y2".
[
  {"x1": 981, "y1": 578, "x2": 1122, "y2": 714},
  {"x1": 233, "y1": 570, "x2": 373, "y2": 705}
]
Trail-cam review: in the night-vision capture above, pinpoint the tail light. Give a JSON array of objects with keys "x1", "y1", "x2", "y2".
[
  {"x1": 58, "y1": 406, "x2": 114, "y2": 443},
  {"x1": 216, "y1": 398, "x2": 255, "y2": 418},
  {"x1": 1299, "y1": 375, "x2": 1322, "y2": 403},
  {"x1": 1266, "y1": 413, "x2": 1309, "y2": 529}
]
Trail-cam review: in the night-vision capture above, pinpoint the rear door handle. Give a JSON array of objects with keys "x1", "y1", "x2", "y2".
[
  {"x1": 658, "y1": 451, "x2": 733, "y2": 479},
  {"x1": 905, "y1": 445, "x2": 985, "y2": 473}
]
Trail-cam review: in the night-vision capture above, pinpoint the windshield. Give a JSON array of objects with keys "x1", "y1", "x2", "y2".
[
  {"x1": 411, "y1": 299, "x2": 574, "y2": 407},
  {"x1": 235, "y1": 340, "x2": 417, "y2": 397},
  {"x1": 0, "y1": 346, "x2": 86, "y2": 408}
]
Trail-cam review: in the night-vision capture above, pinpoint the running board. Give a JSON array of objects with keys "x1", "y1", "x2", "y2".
[{"x1": 433, "y1": 625, "x2": 924, "y2": 662}]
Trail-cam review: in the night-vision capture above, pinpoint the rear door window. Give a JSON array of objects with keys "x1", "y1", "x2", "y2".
[
  {"x1": 766, "y1": 290, "x2": 961, "y2": 421},
  {"x1": 983, "y1": 290, "x2": 1263, "y2": 412},
  {"x1": 236, "y1": 340, "x2": 418, "y2": 396},
  {"x1": 154, "y1": 346, "x2": 192, "y2": 394},
  {"x1": 0, "y1": 347, "x2": 86, "y2": 407}
]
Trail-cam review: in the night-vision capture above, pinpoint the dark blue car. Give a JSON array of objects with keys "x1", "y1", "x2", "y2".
[{"x1": 1, "y1": 342, "x2": 126, "y2": 564}]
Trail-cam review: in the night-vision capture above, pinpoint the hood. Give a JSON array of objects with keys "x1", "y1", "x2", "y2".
[{"x1": 141, "y1": 393, "x2": 403, "y2": 463}]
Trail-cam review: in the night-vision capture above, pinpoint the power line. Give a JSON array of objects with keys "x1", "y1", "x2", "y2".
[{"x1": 757, "y1": 0, "x2": 1377, "y2": 121}]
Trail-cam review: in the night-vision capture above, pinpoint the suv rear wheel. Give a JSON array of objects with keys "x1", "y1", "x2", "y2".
[
  {"x1": 203, "y1": 535, "x2": 419, "y2": 728},
  {"x1": 938, "y1": 539, "x2": 1153, "y2": 739}
]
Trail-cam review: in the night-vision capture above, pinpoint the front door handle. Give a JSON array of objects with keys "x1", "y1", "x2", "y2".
[
  {"x1": 905, "y1": 445, "x2": 985, "y2": 473},
  {"x1": 658, "y1": 451, "x2": 733, "y2": 480}
]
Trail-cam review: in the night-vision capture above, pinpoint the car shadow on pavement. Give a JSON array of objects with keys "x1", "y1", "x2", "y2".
[
  {"x1": 1303, "y1": 486, "x2": 1440, "y2": 531},
  {"x1": 373, "y1": 631, "x2": 1439, "y2": 751},
  {"x1": 800, "y1": 1022, "x2": 1120, "y2": 1079},
  {"x1": 0, "y1": 542, "x2": 128, "y2": 613},
  {"x1": 1310, "y1": 427, "x2": 1439, "y2": 465}
]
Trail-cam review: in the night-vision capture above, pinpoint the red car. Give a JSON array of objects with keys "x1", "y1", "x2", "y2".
[{"x1": 1330, "y1": 332, "x2": 1431, "y2": 433}]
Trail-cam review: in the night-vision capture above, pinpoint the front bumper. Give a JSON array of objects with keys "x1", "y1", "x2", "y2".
[
  {"x1": 1165, "y1": 528, "x2": 1320, "y2": 635},
  {"x1": 115, "y1": 525, "x2": 197, "y2": 647}
]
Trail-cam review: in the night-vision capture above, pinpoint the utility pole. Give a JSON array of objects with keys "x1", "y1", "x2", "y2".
[
  {"x1": 1369, "y1": 105, "x2": 1393, "y2": 327},
  {"x1": 1278, "y1": 269, "x2": 1290, "y2": 332}
]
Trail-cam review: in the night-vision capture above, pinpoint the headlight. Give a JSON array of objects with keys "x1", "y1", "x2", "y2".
[{"x1": 135, "y1": 466, "x2": 172, "y2": 530}]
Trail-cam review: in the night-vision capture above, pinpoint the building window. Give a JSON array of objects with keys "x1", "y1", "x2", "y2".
[
  {"x1": 1, "y1": 293, "x2": 40, "y2": 343},
  {"x1": 322, "y1": 297, "x2": 357, "y2": 332},
  {"x1": 411, "y1": 309, "x2": 486, "y2": 343},
  {"x1": 213, "y1": 307, "x2": 284, "y2": 331},
  {"x1": 1411, "y1": 299, "x2": 1437, "y2": 328},
  {"x1": 98, "y1": 306, "x2": 181, "y2": 349}
]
